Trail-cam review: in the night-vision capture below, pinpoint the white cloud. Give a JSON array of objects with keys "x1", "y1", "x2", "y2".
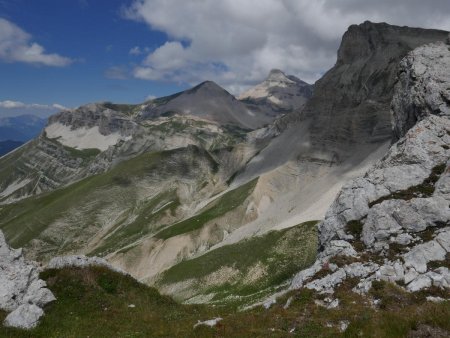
[
  {"x1": 0, "y1": 18, "x2": 72, "y2": 67},
  {"x1": 0, "y1": 100, "x2": 26, "y2": 109},
  {"x1": 0, "y1": 100, "x2": 68, "y2": 110},
  {"x1": 123, "y1": 0, "x2": 450, "y2": 94},
  {"x1": 145, "y1": 94, "x2": 156, "y2": 101},
  {"x1": 52, "y1": 103, "x2": 69, "y2": 110}
]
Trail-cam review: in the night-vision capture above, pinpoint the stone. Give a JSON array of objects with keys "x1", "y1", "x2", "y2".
[
  {"x1": 376, "y1": 261, "x2": 405, "y2": 282},
  {"x1": 319, "y1": 240, "x2": 358, "y2": 259},
  {"x1": 407, "y1": 275, "x2": 432, "y2": 292},
  {"x1": 4, "y1": 304, "x2": 44, "y2": 330},
  {"x1": 305, "y1": 269, "x2": 346, "y2": 293},
  {"x1": 352, "y1": 279, "x2": 373, "y2": 295},
  {"x1": 339, "y1": 320, "x2": 350, "y2": 332},
  {"x1": 426, "y1": 296, "x2": 446, "y2": 303},
  {"x1": 193, "y1": 317, "x2": 222, "y2": 329},
  {"x1": 344, "y1": 262, "x2": 379, "y2": 278},
  {"x1": 404, "y1": 268, "x2": 420, "y2": 284},
  {"x1": 290, "y1": 261, "x2": 323, "y2": 289},
  {"x1": 403, "y1": 240, "x2": 447, "y2": 273},
  {"x1": 435, "y1": 228, "x2": 450, "y2": 252},
  {"x1": 390, "y1": 233, "x2": 414, "y2": 246}
]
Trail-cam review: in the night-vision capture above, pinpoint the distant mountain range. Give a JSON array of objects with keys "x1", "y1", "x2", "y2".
[
  {"x1": 0, "y1": 115, "x2": 47, "y2": 142},
  {"x1": 0, "y1": 115, "x2": 47, "y2": 156},
  {"x1": 0, "y1": 140, "x2": 23, "y2": 157}
]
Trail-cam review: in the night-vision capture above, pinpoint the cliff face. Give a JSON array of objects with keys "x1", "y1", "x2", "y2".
[
  {"x1": 392, "y1": 38, "x2": 450, "y2": 139},
  {"x1": 288, "y1": 38, "x2": 450, "y2": 302},
  {"x1": 302, "y1": 21, "x2": 448, "y2": 155}
]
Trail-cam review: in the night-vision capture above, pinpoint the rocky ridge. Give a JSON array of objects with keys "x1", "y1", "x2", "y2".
[
  {"x1": 0, "y1": 230, "x2": 55, "y2": 329},
  {"x1": 288, "y1": 37, "x2": 450, "y2": 304}
]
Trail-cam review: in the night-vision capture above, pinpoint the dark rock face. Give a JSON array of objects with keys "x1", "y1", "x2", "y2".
[
  {"x1": 301, "y1": 21, "x2": 448, "y2": 154},
  {"x1": 47, "y1": 103, "x2": 137, "y2": 137}
]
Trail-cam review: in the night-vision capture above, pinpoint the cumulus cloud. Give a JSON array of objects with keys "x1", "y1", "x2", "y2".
[
  {"x1": 123, "y1": 0, "x2": 450, "y2": 94},
  {"x1": 0, "y1": 18, "x2": 72, "y2": 67}
]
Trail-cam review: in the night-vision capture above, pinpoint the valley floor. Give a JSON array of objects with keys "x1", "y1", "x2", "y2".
[{"x1": 0, "y1": 267, "x2": 449, "y2": 337}]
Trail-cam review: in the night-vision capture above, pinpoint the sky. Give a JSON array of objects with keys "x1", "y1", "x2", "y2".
[{"x1": 1, "y1": 0, "x2": 450, "y2": 118}]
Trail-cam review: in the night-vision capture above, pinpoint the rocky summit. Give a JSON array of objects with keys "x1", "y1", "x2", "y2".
[{"x1": 0, "y1": 20, "x2": 450, "y2": 336}]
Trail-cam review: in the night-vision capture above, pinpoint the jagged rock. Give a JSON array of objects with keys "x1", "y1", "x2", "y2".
[
  {"x1": 435, "y1": 228, "x2": 450, "y2": 252},
  {"x1": 407, "y1": 268, "x2": 450, "y2": 291},
  {"x1": 353, "y1": 279, "x2": 373, "y2": 295},
  {"x1": 0, "y1": 230, "x2": 55, "y2": 329},
  {"x1": 344, "y1": 262, "x2": 379, "y2": 278},
  {"x1": 376, "y1": 261, "x2": 405, "y2": 282},
  {"x1": 4, "y1": 304, "x2": 44, "y2": 330},
  {"x1": 289, "y1": 261, "x2": 323, "y2": 290},
  {"x1": 305, "y1": 269, "x2": 346, "y2": 293},
  {"x1": 392, "y1": 41, "x2": 450, "y2": 139},
  {"x1": 320, "y1": 240, "x2": 358, "y2": 259},
  {"x1": 319, "y1": 115, "x2": 450, "y2": 246},
  {"x1": 403, "y1": 240, "x2": 447, "y2": 273},
  {"x1": 407, "y1": 275, "x2": 432, "y2": 292},
  {"x1": 362, "y1": 198, "x2": 450, "y2": 248},
  {"x1": 47, "y1": 255, "x2": 128, "y2": 275},
  {"x1": 390, "y1": 233, "x2": 414, "y2": 246}
]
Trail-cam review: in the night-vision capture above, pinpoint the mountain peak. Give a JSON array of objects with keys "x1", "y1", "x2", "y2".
[
  {"x1": 266, "y1": 69, "x2": 290, "y2": 82},
  {"x1": 186, "y1": 80, "x2": 230, "y2": 96}
]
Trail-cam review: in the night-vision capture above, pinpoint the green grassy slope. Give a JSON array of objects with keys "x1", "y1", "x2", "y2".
[
  {"x1": 0, "y1": 146, "x2": 218, "y2": 258},
  {"x1": 158, "y1": 221, "x2": 318, "y2": 305},
  {"x1": 155, "y1": 178, "x2": 258, "y2": 240},
  {"x1": 1, "y1": 267, "x2": 448, "y2": 337}
]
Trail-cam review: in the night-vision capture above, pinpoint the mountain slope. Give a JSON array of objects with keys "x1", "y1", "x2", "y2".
[
  {"x1": 141, "y1": 81, "x2": 272, "y2": 129},
  {"x1": 222, "y1": 22, "x2": 449, "y2": 242}
]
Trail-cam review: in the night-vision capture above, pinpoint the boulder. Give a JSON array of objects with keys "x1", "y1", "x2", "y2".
[
  {"x1": 4, "y1": 304, "x2": 44, "y2": 330},
  {"x1": 403, "y1": 240, "x2": 447, "y2": 273},
  {"x1": 0, "y1": 230, "x2": 55, "y2": 329}
]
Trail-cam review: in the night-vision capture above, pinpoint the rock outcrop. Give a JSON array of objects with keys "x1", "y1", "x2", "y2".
[
  {"x1": 392, "y1": 39, "x2": 450, "y2": 139},
  {"x1": 0, "y1": 230, "x2": 55, "y2": 329},
  {"x1": 290, "y1": 38, "x2": 450, "y2": 300},
  {"x1": 47, "y1": 255, "x2": 128, "y2": 275}
]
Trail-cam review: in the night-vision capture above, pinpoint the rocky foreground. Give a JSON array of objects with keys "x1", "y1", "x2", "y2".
[{"x1": 0, "y1": 231, "x2": 54, "y2": 329}]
